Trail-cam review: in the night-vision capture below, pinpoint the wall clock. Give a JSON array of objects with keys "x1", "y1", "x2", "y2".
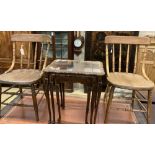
[{"x1": 74, "y1": 36, "x2": 84, "y2": 49}]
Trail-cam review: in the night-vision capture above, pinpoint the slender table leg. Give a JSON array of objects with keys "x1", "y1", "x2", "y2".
[
  {"x1": 62, "y1": 83, "x2": 65, "y2": 109},
  {"x1": 31, "y1": 84, "x2": 39, "y2": 121},
  {"x1": 55, "y1": 84, "x2": 61, "y2": 123},
  {"x1": 90, "y1": 85, "x2": 98, "y2": 124},
  {"x1": 44, "y1": 81, "x2": 52, "y2": 123},
  {"x1": 93, "y1": 83, "x2": 102, "y2": 124},
  {"x1": 85, "y1": 86, "x2": 91, "y2": 124},
  {"x1": 60, "y1": 83, "x2": 65, "y2": 109},
  {"x1": 43, "y1": 76, "x2": 52, "y2": 123},
  {"x1": 59, "y1": 83, "x2": 63, "y2": 107},
  {"x1": 50, "y1": 82, "x2": 56, "y2": 123}
]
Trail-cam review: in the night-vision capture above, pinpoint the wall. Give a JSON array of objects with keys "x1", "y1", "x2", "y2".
[{"x1": 0, "y1": 31, "x2": 31, "y2": 73}]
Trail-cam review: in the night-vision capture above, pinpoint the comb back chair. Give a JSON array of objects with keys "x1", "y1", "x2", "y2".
[
  {"x1": 104, "y1": 36, "x2": 154, "y2": 123},
  {"x1": 0, "y1": 34, "x2": 51, "y2": 121}
]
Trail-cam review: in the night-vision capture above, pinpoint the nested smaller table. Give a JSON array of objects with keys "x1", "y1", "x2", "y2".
[{"x1": 44, "y1": 59, "x2": 105, "y2": 124}]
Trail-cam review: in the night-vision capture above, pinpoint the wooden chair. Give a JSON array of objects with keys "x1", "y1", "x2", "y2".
[
  {"x1": 0, "y1": 34, "x2": 51, "y2": 121},
  {"x1": 104, "y1": 36, "x2": 154, "y2": 123}
]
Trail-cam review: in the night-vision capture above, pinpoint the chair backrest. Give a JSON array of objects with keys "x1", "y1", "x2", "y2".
[
  {"x1": 105, "y1": 36, "x2": 150, "y2": 77},
  {"x1": 7, "y1": 34, "x2": 51, "y2": 72}
]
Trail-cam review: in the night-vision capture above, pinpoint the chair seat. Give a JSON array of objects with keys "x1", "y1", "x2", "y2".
[
  {"x1": 107, "y1": 72, "x2": 154, "y2": 90},
  {"x1": 0, "y1": 69, "x2": 42, "y2": 85}
]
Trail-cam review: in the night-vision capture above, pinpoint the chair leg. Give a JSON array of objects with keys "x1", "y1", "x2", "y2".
[
  {"x1": 103, "y1": 84, "x2": 111, "y2": 114},
  {"x1": 104, "y1": 86, "x2": 115, "y2": 123},
  {"x1": 31, "y1": 84, "x2": 39, "y2": 121},
  {"x1": 103, "y1": 84, "x2": 110, "y2": 104},
  {"x1": 131, "y1": 90, "x2": 135, "y2": 110},
  {"x1": 147, "y1": 90, "x2": 152, "y2": 124},
  {"x1": 0, "y1": 84, "x2": 2, "y2": 118}
]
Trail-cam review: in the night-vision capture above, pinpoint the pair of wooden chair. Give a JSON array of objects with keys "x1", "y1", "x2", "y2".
[
  {"x1": 0, "y1": 34, "x2": 52, "y2": 121},
  {"x1": 104, "y1": 36, "x2": 154, "y2": 124}
]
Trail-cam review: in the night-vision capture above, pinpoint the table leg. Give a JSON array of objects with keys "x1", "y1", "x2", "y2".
[
  {"x1": 90, "y1": 85, "x2": 98, "y2": 124},
  {"x1": 60, "y1": 83, "x2": 65, "y2": 109},
  {"x1": 55, "y1": 84, "x2": 61, "y2": 123},
  {"x1": 44, "y1": 78, "x2": 52, "y2": 124},
  {"x1": 85, "y1": 86, "x2": 91, "y2": 124},
  {"x1": 93, "y1": 83, "x2": 102, "y2": 124},
  {"x1": 50, "y1": 82, "x2": 56, "y2": 123}
]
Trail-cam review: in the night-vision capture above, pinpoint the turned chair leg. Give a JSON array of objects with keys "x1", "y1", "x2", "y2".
[
  {"x1": 104, "y1": 86, "x2": 115, "y2": 123},
  {"x1": 147, "y1": 90, "x2": 152, "y2": 124},
  {"x1": 31, "y1": 84, "x2": 39, "y2": 121}
]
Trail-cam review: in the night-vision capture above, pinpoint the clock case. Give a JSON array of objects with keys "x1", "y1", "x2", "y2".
[
  {"x1": 74, "y1": 36, "x2": 84, "y2": 49},
  {"x1": 74, "y1": 33, "x2": 84, "y2": 55}
]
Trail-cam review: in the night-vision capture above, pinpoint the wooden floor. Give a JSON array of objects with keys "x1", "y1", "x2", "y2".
[{"x1": 0, "y1": 92, "x2": 139, "y2": 124}]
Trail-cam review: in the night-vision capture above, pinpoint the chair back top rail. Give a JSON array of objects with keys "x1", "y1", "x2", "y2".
[
  {"x1": 11, "y1": 34, "x2": 51, "y2": 43},
  {"x1": 105, "y1": 36, "x2": 150, "y2": 45}
]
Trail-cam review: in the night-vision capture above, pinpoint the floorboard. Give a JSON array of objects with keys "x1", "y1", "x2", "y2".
[{"x1": 0, "y1": 93, "x2": 137, "y2": 124}]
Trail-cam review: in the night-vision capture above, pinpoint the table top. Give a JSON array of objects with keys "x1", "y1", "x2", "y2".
[{"x1": 44, "y1": 59, "x2": 105, "y2": 76}]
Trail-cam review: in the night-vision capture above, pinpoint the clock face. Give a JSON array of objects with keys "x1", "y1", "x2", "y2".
[{"x1": 74, "y1": 39, "x2": 82, "y2": 48}]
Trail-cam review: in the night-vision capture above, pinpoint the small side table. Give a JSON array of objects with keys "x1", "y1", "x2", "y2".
[{"x1": 44, "y1": 59, "x2": 105, "y2": 124}]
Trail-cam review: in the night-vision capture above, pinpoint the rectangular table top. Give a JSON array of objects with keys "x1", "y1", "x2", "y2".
[{"x1": 44, "y1": 59, "x2": 105, "y2": 76}]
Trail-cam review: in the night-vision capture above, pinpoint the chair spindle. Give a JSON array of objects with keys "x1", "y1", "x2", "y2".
[
  {"x1": 119, "y1": 44, "x2": 122, "y2": 72},
  {"x1": 20, "y1": 43, "x2": 24, "y2": 69},
  {"x1": 39, "y1": 43, "x2": 43, "y2": 70},
  {"x1": 126, "y1": 44, "x2": 130, "y2": 72},
  {"x1": 27, "y1": 42, "x2": 31, "y2": 69},
  {"x1": 112, "y1": 44, "x2": 115, "y2": 72},
  {"x1": 34, "y1": 42, "x2": 38, "y2": 69},
  {"x1": 133, "y1": 45, "x2": 138, "y2": 73},
  {"x1": 106, "y1": 44, "x2": 109, "y2": 76}
]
